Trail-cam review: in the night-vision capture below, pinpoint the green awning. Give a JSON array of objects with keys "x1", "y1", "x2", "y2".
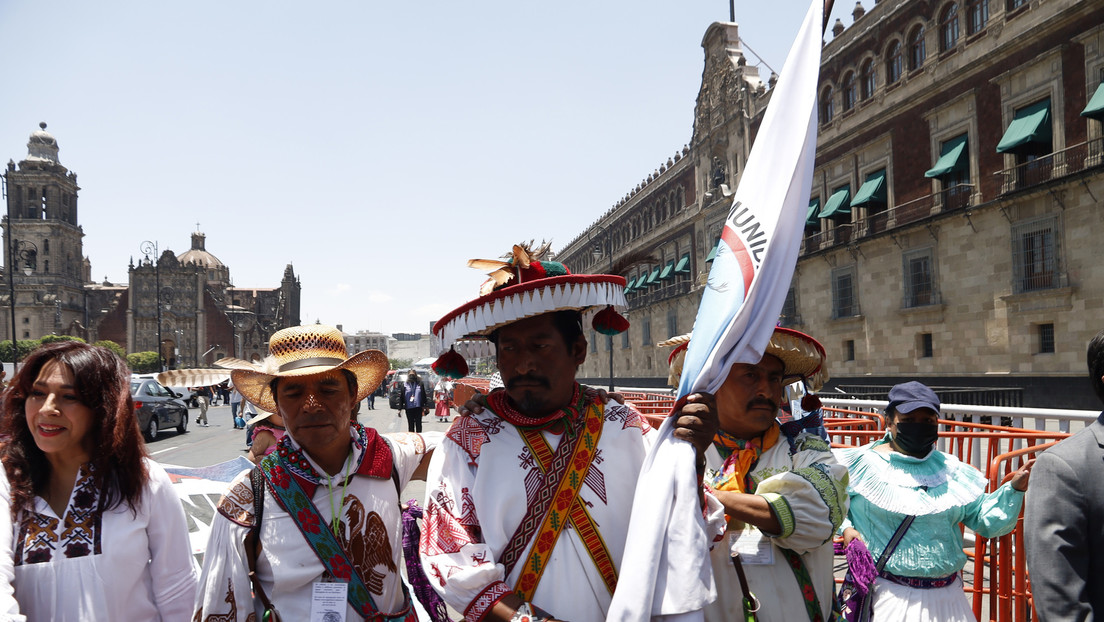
[
  {"x1": 1082, "y1": 83, "x2": 1104, "y2": 121},
  {"x1": 646, "y1": 266, "x2": 661, "y2": 284},
  {"x1": 925, "y1": 134, "x2": 968, "y2": 178},
  {"x1": 851, "y1": 170, "x2": 886, "y2": 207},
  {"x1": 817, "y1": 187, "x2": 851, "y2": 218},
  {"x1": 996, "y1": 99, "x2": 1052, "y2": 153},
  {"x1": 624, "y1": 276, "x2": 637, "y2": 292},
  {"x1": 806, "y1": 199, "x2": 820, "y2": 226},
  {"x1": 705, "y1": 240, "x2": 719, "y2": 262},
  {"x1": 674, "y1": 253, "x2": 690, "y2": 273},
  {"x1": 659, "y1": 260, "x2": 675, "y2": 280}
]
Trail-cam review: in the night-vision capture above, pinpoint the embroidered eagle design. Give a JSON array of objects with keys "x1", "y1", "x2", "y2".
[{"x1": 339, "y1": 495, "x2": 397, "y2": 596}]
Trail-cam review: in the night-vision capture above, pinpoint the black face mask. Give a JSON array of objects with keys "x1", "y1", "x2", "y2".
[{"x1": 892, "y1": 421, "x2": 938, "y2": 456}]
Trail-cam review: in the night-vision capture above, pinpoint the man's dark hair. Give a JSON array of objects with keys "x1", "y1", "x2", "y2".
[
  {"x1": 488, "y1": 309, "x2": 585, "y2": 349},
  {"x1": 1088, "y1": 329, "x2": 1104, "y2": 404}
]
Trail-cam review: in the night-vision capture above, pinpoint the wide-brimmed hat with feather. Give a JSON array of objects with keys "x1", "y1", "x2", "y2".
[
  {"x1": 229, "y1": 324, "x2": 389, "y2": 413},
  {"x1": 431, "y1": 241, "x2": 628, "y2": 378}
]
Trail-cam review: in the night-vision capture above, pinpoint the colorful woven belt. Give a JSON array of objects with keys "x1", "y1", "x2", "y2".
[{"x1": 879, "y1": 570, "x2": 959, "y2": 589}]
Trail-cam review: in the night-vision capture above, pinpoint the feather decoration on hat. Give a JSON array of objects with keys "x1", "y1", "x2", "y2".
[
  {"x1": 156, "y1": 368, "x2": 232, "y2": 388},
  {"x1": 213, "y1": 357, "x2": 261, "y2": 370},
  {"x1": 469, "y1": 241, "x2": 553, "y2": 295}
]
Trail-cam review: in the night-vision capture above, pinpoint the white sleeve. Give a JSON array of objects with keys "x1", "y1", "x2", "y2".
[
  {"x1": 419, "y1": 435, "x2": 511, "y2": 617},
  {"x1": 754, "y1": 435, "x2": 849, "y2": 553},
  {"x1": 193, "y1": 473, "x2": 258, "y2": 622},
  {"x1": 383, "y1": 431, "x2": 442, "y2": 491},
  {"x1": 143, "y1": 461, "x2": 200, "y2": 622},
  {"x1": 0, "y1": 471, "x2": 24, "y2": 622}
]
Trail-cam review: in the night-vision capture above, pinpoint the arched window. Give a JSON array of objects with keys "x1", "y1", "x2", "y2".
[
  {"x1": 860, "y1": 59, "x2": 876, "y2": 100},
  {"x1": 886, "y1": 40, "x2": 903, "y2": 85},
  {"x1": 43, "y1": 239, "x2": 50, "y2": 255},
  {"x1": 820, "y1": 86, "x2": 835, "y2": 124},
  {"x1": 908, "y1": 25, "x2": 926, "y2": 70},
  {"x1": 966, "y1": 0, "x2": 988, "y2": 34},
  {"x1": 940, "y1": 3, "x2": 959, "y2": 51},
  {"x1": 842, "y1": 72, "x2": 857, "y2": 111}
]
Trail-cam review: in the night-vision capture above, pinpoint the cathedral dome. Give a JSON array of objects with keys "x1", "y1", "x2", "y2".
[
  {"x1": 26, "y1": 122, "x2": 60, "y2": 164},
  {"x1": 179, "y1": 231, "x2": 225, "y2": 268}
]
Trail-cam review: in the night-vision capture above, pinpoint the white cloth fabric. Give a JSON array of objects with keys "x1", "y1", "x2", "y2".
[
  {"x1": 869, "y1": 576, "x2": 976, "y2": 622},
  {"x1": 11, "y1": 458, "x2": 197, "y2": 622},
  {"x1": 419, "y1": 395, "x2": 725, "y2": 621},
  {"x1": 703, "y1": 433, "x2": 848, "y2": 622},
  {"x1": 194, "y1": 430, "x2": 439, "y2": 621},
  {"x1": 612, "y1": 2, "x2": 824, "y2": 618},
  {"x1": 0, "y1": 471, "x2": 24, "y2": 622}
]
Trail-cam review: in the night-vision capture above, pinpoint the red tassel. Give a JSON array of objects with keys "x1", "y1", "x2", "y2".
[
  {"x1": 592, "y1": 305, "x2": 629, "y2": 336},
  {"x1": 801, "y1": 393, "x2": 822, "y2": 412},
  {"x1": 431, "y1": 347, "x2": 469, "y2": 379}
]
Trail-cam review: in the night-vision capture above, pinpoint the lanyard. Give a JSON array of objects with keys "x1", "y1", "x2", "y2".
[{"x1": 326, "y1": 460, "x2": 353, "y2": 538}]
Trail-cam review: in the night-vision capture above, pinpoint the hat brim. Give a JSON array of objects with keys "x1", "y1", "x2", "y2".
[
  {"x1": 765, "y1": 328, "x2": 828, "y2": 392},
  {"x1": 230, "y1": 349, "x2": 389, "y2": 414},
  {"x1": 433, "y1": 274, "x2": 626, "y2": 352},
  {"x1": 245, "y1": 410, "x2": 278, "y2": 426}
]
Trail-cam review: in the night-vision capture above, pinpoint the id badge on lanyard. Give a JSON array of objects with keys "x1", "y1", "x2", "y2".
[{"x1": 310, "y1": 579, "x2": 348, "y2": 622}]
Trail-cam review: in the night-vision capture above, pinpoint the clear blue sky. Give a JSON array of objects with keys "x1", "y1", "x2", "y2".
[{"x1": 1, "y1": 0, "x2": 850, "y2": 335}]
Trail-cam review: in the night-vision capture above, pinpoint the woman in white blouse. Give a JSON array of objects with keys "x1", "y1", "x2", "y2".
[{"x1": 0, "y1": 341, "x2": 197, "y2": 621}]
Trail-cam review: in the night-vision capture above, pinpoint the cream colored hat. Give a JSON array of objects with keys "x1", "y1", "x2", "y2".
[
  {"x1": 230, "y1": 324, "x2": 388, "y2": 413},
  {"x1": 659, "y1": 327, "x2": 829, "y2": 391}
]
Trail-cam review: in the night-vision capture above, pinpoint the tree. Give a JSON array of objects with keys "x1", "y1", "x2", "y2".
[
  {"x1": 39, "y1": 334, "x2": 85, "y2": 344},
  {"x1": 127, "y1": 351, "x2": 161, "y2": 374},
  {"x1": 94, "y1": 340, "x2": 127, "y2": 359},
  {"x1": 388, "y1": 358, "x2": 413, "y2": 370},
  {"x1": 0, "y1": 339, "x2": 43, "y2": 362}
]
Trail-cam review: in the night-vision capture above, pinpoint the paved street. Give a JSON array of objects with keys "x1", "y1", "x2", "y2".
[{"x1": 149, "y1": 401, "x2": 455, "y2": 504}]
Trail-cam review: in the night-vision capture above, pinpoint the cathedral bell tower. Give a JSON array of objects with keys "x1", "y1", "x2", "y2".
[{"x1": 2, "y1": 123, "x2": 86, "y2": 341}]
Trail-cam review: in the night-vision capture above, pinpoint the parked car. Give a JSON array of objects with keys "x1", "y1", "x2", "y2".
[
  {"x1": 130, "y1": 375, "x2": 189, "y2": 441},
  {"x1": 164, "y1": 385, "x2": 199, "y2": 408}
]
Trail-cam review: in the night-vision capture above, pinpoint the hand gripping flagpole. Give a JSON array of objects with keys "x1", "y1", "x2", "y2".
[{"x1": 606, "y1": 0, "x2": 826, "y2": 618}]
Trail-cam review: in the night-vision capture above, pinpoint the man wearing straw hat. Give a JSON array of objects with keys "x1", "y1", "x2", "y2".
[
  {"x1": 194, "y1": 324, "x2": 441, "y2": 622},
  {"x1": 419, "y1": 243, "x2": 725, "y2": 621},
  {"x1": 663, "y1": 327, "x2": 848, "y2": 622}
]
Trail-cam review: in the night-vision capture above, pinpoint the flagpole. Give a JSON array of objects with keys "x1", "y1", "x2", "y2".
[{"x1": 823, "y1": 0, "x2": 836, "y2": 33}]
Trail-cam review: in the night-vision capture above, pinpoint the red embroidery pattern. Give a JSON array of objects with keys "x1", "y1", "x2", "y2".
[
  {"x1": 447, "y1": 415, "x2": 491, "y2": 464},
  {"x1": 464, "y1": 581, "x2": 511, "y2": 622},
  {"x1": 604, "y1": 402, "x2": 651, "y2": 433},
  {"x1": 421, "y1": 497, "x2": 474, "y2": 556}
]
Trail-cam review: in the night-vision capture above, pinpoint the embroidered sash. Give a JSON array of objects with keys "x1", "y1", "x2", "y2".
[
  {"x1": 257, "y1": 452, "x2": 414, "y2": 621},
  {"x1": 520, "y1": 403, "x2": 618, "y2": 597},
  {"x1": 500, "y1": 399, "x2": 606, "y2": 601}
]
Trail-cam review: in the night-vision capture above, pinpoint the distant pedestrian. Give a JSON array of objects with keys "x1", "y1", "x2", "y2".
[
  {"x1": 229, "y1": 384, "x2": 244, "y2": 428},
  {"x1": 240, "y1": 400, "x2": 255, "y2": 444},
  {"x1": 433, "y1": 377, "x2": 453, "y2": 423},
  {"x1": 195, "y1": 385, "x2": 211, "y2": 426},
  {"x1": 402, "y1": 370, "x2": 427, "y2": 432}
]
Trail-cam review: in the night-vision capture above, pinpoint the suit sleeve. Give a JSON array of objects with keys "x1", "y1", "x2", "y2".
[{"x1": 1024, "y1": 449, "x2": 1092, "y2": 622}]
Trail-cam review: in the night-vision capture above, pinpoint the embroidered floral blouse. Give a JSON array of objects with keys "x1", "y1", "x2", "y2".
[{"x1": 9, "y1": 459, "x2": 197, "y2": 622}]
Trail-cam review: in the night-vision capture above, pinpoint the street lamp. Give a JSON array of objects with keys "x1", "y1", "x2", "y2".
[
  {"x1": 591, "y1": 225, "x2": 615, "y2": 391},
  {"x1": 226, "y1": 308, "x2": 255, "y2": 360},
  {"x1": 7, "y1": 239, "x2": 37, "y2": 368}
]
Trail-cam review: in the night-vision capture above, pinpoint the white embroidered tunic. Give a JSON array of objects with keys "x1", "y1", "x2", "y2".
[
  {"x1": 419, "y1": 389, "x2": 725, "y2": 621},
  {"x1": 10, "y1": 458, "x2": 197, "y2": 622},
  {"x1": 194, "y1": 428, "x2": 439, "y2": 622},
  {"x1": 704, "y1": 432, "x2": 849, "y2": 622}
]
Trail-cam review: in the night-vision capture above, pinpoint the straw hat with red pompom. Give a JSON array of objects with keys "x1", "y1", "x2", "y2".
[{"x1": 431, "y1": 241, "x2": 629, "y2": 378}]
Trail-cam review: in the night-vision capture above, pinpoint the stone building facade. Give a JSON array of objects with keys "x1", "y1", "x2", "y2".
[
  {"x1": 341, "y1": 327, "x2": 390, "y2": 357},
  {"x1": 559, "y1": 0, "x2": 1104, "y2": 409},
  {"x1": 2, "y1": 125, "x2": 302, "y2": 367}
]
